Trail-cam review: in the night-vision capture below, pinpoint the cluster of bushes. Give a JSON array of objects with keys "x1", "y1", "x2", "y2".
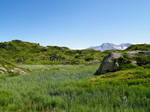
[
  {"x1": 134, "y1": 54, "x2": 150, "y2": 67},
  {"x1": 116, "y1": 54, "x2": 136, "y2": 70},
  {"x1": 116, "y1": 49, "x2": 150, "y2": 70},
  {"x1": 116, "y1": 54, "x2": 150, "y2": 70}
]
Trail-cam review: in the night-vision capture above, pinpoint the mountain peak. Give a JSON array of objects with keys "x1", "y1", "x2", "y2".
[{"x1": 88, "y1": 43, "x2": 131, "y2": 51}]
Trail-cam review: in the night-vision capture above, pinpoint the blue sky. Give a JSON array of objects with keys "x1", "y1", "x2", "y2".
[{"x1": 0, "y1": 0, "x2": 150, "y2": 49}]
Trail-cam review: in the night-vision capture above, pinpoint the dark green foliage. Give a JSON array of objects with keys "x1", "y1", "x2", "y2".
[
  {"x1": 84, "y1": 56, "x2": 94, "y2": 61},
  {"x1": 134, "y1": 54, "x2": 150, "y2": 66},
  {"x1": 117, "y1": 54, "x2": 136, "y2": 70},
  {"x1": 143, "y1": 63, "x2": 150, "y2": 68},
  {"x1": 118, "y1": 56, "x2": 131, "y2": 65}
]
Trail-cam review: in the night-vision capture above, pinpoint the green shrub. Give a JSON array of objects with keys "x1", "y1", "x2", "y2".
[
  {"x1": 117, "y1": 55, "x2": 135, "y2": 70},
  {"x1": 134, "y1": 54, "x2": 150, "y2": 66}
]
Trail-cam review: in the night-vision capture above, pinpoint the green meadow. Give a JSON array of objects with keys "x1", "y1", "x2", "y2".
[
  {"x1": 0, "y1": 41, "x2": 150, "y2": 111},
  {"x1": 0, "y1": 64, "x2": 149, "y2": 112}
]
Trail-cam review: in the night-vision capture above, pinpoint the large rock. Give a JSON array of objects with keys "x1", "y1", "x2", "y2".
[{"x1": 95, "y1": 52, "x2": 122, "y2": 75}]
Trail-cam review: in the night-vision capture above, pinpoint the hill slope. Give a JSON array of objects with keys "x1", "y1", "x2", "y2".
[
  {"x1": 0, "y1": 40, "x2": 105, "y2": 64},
  {"x1": 125, "y1": 44, "x2": 150, "y2": 51}
]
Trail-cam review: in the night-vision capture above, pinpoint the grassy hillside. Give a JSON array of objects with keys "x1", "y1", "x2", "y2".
[
  {"x1": 126, "y1": 44, "x2": 150, "y2": 51},
  {"x1": 79, "y1": 67, "x2": 150, "y2": 112},
  {"x1": 0, "y1": 40, "x2": 105, "y2": 65}
]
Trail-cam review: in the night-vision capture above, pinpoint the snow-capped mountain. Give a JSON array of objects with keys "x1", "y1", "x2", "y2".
[{"x1": 88, "y1": 43, "x2": 131, "y2": 51}]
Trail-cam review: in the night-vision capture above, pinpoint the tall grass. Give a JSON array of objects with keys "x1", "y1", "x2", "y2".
[{"x1": 0, "y1": 64, "x2": 149, "y2": 112}]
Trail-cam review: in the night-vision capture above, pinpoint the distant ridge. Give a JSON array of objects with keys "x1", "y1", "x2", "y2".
[
  {"x1": 88, "y1": 43, "x2": 131, "y2": 51},
  {"x1": 0, "y1": 40, "x2": 103, "y2": 65}
]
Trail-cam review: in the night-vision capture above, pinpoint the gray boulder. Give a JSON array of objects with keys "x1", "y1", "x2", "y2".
[
  {"x1": 9, "y1": 68, "x2": 27, "y2": 75},
  {"x1": 95, "y1": 52, "x2": 122, "y2": 75}
]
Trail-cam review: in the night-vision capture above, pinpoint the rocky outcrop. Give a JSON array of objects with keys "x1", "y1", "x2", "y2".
[
  {"x1": 0, "y1": 67, "x2": 7, "y2": 74},
  {"x1": 95, "y1": 50, "x2": 150, "y2": 75},
  {"x1": 9, "y1": 68, "x2": 27, "y2": 75},
  {"x1": 95, "y1": 52, "x2": 122, "y2": 75},
  {"x1": 0, "y1": 61, "x2": 27, "y2": 75},
  {"x1": 126, "y1": 51, "x2": 150, "y2": 57}
]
